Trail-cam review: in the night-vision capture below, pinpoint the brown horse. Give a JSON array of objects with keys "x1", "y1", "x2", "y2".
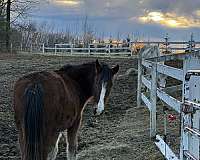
[{"x1": 13, "y1": 59, "x2": 119, "y2": 160}]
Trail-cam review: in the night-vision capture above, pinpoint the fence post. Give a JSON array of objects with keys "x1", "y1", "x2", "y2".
[
  {"x1": 180, "y1": 56, "x2": 189, "y2": 160},
  {"x1": 180, "y1": 54, "x2": 200, "y2": 160},
  {"x1": 30, "y1": 43, "x2": 33, "y2": 53},
  {"x1": 137, "y1": 51, "x2": 142, "y2": 108},
  {"x1": 88, "y1": 44, "x2": 90, "y2": 54},
  {"x1": 70, "y1": 43, "x2": 73, "y2": 55},
  {"x1": 108, "y1": 44, "x2": 111, "y2": 54},
  {"x1": 42, "y1": 43, "x2": 45, "y2": 53},
  {"x1": 150, "y1": 61, "x2": 157, "y2": 138},
  {"x1": 187, "y1": 75, "x2": 200, "y2": 160},
  {"x1": 20, "y1": 43, "x2": 23, "y2": 52},
  {"x1": 10, "y1": 43, "x2": 13, "y2": 54},
  {"x1": 55, "y1": 44, "x2": 57, "y2": 54}
]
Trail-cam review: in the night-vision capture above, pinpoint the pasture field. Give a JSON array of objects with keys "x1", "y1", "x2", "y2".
[{"x1": 0, "y1": 53, "x2": 179, "y2": 159}]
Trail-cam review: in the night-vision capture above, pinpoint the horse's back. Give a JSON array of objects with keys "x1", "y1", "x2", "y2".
[{"x1": 14, "y1": 71, "x2": 78, "y2": 131}]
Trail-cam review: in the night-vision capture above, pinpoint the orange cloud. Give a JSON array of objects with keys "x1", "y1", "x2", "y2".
[
  {"x1": 54, "y1": 0, "x2": 81, "y2": 6},
  {"x1": 196, "y1": 10, "x2": 200, "y2": 16},
  {"x1": 138, "y1": 11, "x2": 200, "y2": 28}
]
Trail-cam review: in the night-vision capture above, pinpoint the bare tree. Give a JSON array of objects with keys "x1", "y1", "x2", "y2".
[
  {"x1": 0, "y1": 0, "x2": 7, "y2": 50},
  {"x1": 0, "y1": 0, "x2": 40, "y2": 52},
  {"x1": 82, "y1": 15, "x2": 95, "y2": 47},
  {"x1": 6, "y1": 0, "x2": 11, "y2": 51},
  {"x1": 0, "y1": 0, "x2": 6, "y2": 16},
  {"x1": 11, "y1": 0, "x2": 40, "y2": 23}
]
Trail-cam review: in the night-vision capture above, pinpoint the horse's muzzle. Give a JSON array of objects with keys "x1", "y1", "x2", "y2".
[{"x1": 93, "y1": 107, "x2": 104, "y2": 116}]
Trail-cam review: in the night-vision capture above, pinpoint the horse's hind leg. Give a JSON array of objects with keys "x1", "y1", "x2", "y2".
[
  {"x1": 47, "y1": 133, "x2": 62, "y2": 160},
  {"x1": 65, "y1": 118, "x2": 81, "y2": 160},
  {"x1": 18, "y1": 129, "x2": 26, "y2": 160}
]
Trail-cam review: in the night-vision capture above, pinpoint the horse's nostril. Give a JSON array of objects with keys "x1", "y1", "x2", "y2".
[
  {"x1": 93, "y1": 109, "x2": 97, "y2": 115},
  {"x1": 94, "y1": 109, "x2": 105, "y2": 116},
  {"x1": 100, "y1": 110, "x2": 105, "y2": 115}
]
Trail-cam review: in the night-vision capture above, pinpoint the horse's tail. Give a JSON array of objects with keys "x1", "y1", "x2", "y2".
[{"x1": 23, "y1": 83, "x2": 44, "y2": 160}]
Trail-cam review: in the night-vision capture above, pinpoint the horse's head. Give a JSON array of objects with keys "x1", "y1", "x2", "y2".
[{"x1": 93, "y1": 60, "x2": 119, "y2": 115}]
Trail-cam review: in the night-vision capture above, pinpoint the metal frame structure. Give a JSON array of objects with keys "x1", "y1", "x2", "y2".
[{"x1": 137, "y1": 46, "x2": 200, "y2": 160}]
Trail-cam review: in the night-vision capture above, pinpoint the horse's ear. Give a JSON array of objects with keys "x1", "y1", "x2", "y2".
[
  {"x1": 112, "y1": 65, "x2": 119, "y2": 75},
  {"x1": 95, "y1": 59, "x2": 102, "y2": 73}
]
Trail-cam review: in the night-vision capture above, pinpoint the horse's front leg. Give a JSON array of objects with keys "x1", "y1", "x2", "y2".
[
  {"x1": 67, "y1": 118, "x2": 81, "y2": 160},
  {"x1": 47, "y1": 133, "x2": 62, "y2": 160}
]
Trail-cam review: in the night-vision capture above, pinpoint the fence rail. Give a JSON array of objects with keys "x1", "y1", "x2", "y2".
[
  {"x1": 137, "y1": 46, "x2": 200, "y2": 160},
  {"x1": 41, "y1": 43, "x2": 132, "y2": 57},
  {"x1": 4, "y1": 38, "x2": 199, "y2": 55},
  {"x1": 41, "y1": 41, "x2": 200, "y2": 54}
]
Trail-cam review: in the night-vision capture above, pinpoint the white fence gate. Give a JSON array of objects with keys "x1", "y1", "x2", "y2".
[{"x1": 137, "y1": 46, "x2": 200, "y2": 160}]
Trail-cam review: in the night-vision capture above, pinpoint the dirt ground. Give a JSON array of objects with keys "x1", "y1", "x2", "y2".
[{"x1": 0, "y1": 53, "x2": 180, "y2": 160}]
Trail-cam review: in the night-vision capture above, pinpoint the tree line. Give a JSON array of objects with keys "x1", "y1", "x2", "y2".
[
  {"x1": 0, "y1": 1, "x2": 130, "y2": 53},
  {"x1": 0, "y1": 0, "x2": 39, "y2": 52},
  {"x1": 0, "y1": 0, "x2": 97, "y2": 53}
]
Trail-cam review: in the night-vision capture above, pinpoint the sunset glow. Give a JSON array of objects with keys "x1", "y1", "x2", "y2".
[
  {"x1": 55, "y1": 0, "x2": 81, "y2": 6},
  {"x1": 29, "y1": 0, "x2": 200, "y2": 40},
  {"x1": 196, "y1": 10, "x2": 200, "y2": 16},
  {"x1": 138, "y1": 11, "x2": 200, "y2": 28}
]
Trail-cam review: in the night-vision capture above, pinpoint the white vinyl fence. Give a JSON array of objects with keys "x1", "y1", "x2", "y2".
[
  {"x1": 137, "y1": 46, "x2": 200, "y2": 160},
  {"x1": 41, "y1": 43, "x2": 132, "y2": 57}
]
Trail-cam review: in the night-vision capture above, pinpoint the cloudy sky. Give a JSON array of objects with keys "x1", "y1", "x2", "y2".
[{"x1": 30, "y1": 0, "x2": 200, "y2": 40}]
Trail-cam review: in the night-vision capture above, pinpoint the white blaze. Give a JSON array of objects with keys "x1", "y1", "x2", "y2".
[{"x1": 96, "y1": 83, "x2": 106, "y2": 115}]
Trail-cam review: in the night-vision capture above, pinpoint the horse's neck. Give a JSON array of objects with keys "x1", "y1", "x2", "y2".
[{"x1": 56, "y1": 65, "x2": 95, "y2": 106}]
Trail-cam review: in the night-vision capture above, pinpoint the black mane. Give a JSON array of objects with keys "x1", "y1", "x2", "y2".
[
  {"x1": 59, "y1": 64, "x2": 73, "y2": 71},
  {"x1": 57, "y1": 62, "x2": 97, "y2": 104},
  {"x1": 100, "y1": 64, "x2": 112, "y2": 82},
  {"x1": 59, "y1": 61, "x2": 112, "y2": 82},
  {"x1": 59, "y1": 62, "x2": 95, "y2": 72}
]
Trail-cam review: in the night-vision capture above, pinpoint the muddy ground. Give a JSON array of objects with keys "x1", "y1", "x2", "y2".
[{"x1": 0, "y1": 53, "x2": 180, "y2": 160}]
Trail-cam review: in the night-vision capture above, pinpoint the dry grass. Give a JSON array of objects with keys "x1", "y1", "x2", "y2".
[{"x1": 0, "y1": 53, "x2": 180, "y2": 159}]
